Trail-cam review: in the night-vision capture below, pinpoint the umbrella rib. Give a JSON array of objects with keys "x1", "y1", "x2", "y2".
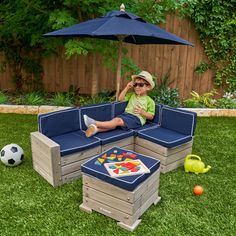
[{"x1": 131, "y1": 35, "x2": 137, "y2": 43}]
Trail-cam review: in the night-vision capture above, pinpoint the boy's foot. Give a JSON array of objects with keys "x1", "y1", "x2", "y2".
[
  {"x1": 85, "y1": 124, "x2": 98, "y2": 137},
  {"x1": 83, "y1": 115, "x2": 96, "y2": 128}
]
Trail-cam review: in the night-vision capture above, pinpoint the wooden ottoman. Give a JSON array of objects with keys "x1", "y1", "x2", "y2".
[{"x1": 79, "y1": 147, "x2": 161, "y2": 231}]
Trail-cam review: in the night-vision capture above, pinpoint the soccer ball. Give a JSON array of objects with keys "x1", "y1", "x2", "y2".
[{"x1": 0, "y1": 144, "x2": 24, "y2": 167}]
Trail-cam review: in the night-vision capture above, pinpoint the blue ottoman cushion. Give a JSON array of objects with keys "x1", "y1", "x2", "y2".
[
  {"x1": 81, "y1": 147, "x2": 160, "y2": 191},
  {"x1": 94, "y1": 128, "x2": 134, "y2": 145},
  {"x1": 137, "y1": 126, "x2": 192, "y2": 148},
  {"x1": 51, "y1": 130, "x2": 100, "y2": 156}
]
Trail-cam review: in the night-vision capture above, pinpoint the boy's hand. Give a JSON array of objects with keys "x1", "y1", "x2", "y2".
[
  {"x1": 126, "y1": 81, "x2": 133, "y2": 89},
  {"x1": 134, "y1": 105, "x2": 144, "y2": 115}
]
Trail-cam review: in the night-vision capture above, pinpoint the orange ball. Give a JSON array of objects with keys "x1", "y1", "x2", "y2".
[{"x1": 193, "y1": 185, "x2": 203, "y2": 196}]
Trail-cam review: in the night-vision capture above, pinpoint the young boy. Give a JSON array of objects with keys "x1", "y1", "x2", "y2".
[{"x1": 83, "y1": 70, "x2": 155, "y2": 137}]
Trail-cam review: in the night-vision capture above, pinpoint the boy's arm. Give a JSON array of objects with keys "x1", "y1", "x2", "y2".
[
  {"x1": 135, "y1": 106, "x2": 154, "y2": 120},
  {"x1": 134, "y1": 98, "x2": 155, "y2": 120},
  {"x1": 118, "y1": 81, "x2": 133, "y2": 101}
]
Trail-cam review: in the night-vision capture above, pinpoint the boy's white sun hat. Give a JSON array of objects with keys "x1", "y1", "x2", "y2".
[{"x1": 131, "y1": 71, "x2": 155, "y2": 89}]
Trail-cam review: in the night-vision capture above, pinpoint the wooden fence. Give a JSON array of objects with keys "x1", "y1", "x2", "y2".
[{"x1": 0, "y1": 14, "x2": 222, "y2": 99}]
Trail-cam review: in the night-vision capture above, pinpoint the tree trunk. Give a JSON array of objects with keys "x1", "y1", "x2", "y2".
[{"x1": 91, "y1": 54, "x2": 99, "y2": 96}]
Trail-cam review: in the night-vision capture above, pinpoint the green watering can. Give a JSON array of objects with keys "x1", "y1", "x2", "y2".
[{"x1": 184, "y1": 154, "x2": 211, "y2": 174}]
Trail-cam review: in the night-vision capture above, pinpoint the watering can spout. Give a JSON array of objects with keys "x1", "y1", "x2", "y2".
[{"x1": 203, "y1": 165, "x2": 211, "y2": 173}]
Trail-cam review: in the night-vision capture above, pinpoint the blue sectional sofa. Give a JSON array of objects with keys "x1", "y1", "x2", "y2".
[{"x1": 31, "y1": 102, "x2": 197, "y2": 186}]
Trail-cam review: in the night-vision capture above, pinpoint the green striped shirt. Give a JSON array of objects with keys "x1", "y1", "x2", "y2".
[{"x1": 124, "y1": 92, "x2": 155, "y2": 125}]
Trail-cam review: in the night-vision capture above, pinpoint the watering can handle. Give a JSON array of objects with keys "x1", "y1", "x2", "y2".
[{"x1": 185, "y1": 154, "x2": 201, "y2": 161}]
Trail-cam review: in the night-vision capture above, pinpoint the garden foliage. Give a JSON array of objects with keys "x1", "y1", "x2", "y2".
[
  {"x1": 181, "y1": 0, "x2": 236, "y2": 92},
  {"x1": 0, "y1": 0, "x2": 177, "y2": 92},
  {"x1": 0, "y1": 0, "x2": 235, "y2": 94}
]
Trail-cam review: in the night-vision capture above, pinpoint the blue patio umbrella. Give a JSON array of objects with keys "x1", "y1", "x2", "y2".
[{"x1": 44, "y1": 4, "x2": 193, "y2": 99}]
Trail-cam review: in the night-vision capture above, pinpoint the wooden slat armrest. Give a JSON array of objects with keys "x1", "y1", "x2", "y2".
[{"x1": 30, "y1": 131, "x2": 59, "y2": 149}]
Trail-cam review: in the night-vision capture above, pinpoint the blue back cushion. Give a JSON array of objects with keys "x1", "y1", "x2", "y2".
[
  {"x1": 38, "y1": 108, "x2": 80, "y2": 137},
  {"x1": 152, "y1": 104, "x2": 162, "y2": 124},
  {"x1": 112, "y1": 101, "x2": 128, "y2": 117},
  {"x1": 160, "y1": 106, "x2": 197, "y2": 136},
  {"x1": 80, "y1": 103, "x2": 113, "y2": 130}
]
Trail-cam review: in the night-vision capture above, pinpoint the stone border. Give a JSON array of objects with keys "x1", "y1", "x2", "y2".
[
  {"x1": 0, "y1": 105, "x2": 72, "y2": 115},
  {"x1": 181, "y1": 108, "x2": 236, "y2": 117},
  {"x1": 0, "y1": 104, "x2": 236, "y2": 117}
]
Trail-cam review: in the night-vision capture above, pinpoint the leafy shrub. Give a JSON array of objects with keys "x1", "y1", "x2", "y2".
[
  {"x1": 216, "y1": 98, "x2": 236, "y2": 109},
  {"x1": 183, "y1": 90, "x2": 218, "y2": 108},
  {"x1": 183, "y1": 99, "x2": 203, "y2": 108},
  {"x1": 78, "y1": 91, "x2": 115, "y2": 106},
  {"x1": 50, "y1": 93, "x2": 73, "y2": 106},
  {"x1": 25, "y1": 93, "x2": 45, "y2": 105},
  {"x1": 15, "y1": 93, "x2": 45, "y2": 105},
  {"x1": 0, "y1": 92, "x2": 8, "y2": 104},
  {"x1": 149, "y1": 70, "x2": 180, "y2": 107}
]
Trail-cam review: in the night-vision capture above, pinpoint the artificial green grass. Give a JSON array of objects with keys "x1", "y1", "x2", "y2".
[{"x1": 0, "y1": 114, "x2": 236, "y2": 235}]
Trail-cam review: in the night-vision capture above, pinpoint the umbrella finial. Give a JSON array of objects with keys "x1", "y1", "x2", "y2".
[{"x1": 120, "y1": 4, "x2": 125, "y2": 11}]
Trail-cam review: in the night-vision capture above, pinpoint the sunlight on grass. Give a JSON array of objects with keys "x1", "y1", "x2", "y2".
[{"x1": 0, "y1": 114, "x2": 235, "y2": 235}]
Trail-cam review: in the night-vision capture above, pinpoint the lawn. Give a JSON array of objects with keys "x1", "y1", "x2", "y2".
[{"x1": 0, "y1": 114, "x2": 236, "y2": 236}]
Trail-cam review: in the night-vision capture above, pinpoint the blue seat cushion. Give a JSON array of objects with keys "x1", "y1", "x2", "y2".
[
  {"x1": 94, "y1": 128, "x2": 134, "y2": 145},
  {"x1": 38, "y1": 108, "x2": 80, "y2": 138},
  {"x1": 80, "y1": 103, "x2": 113, "y2": 130},
  {"x1": 132, "y1": 122, "x2": 159, "y2": 135},
  {"x1": 81, "y1": 147, "x2": 160, "y2": 191},
  {"x1": 137, "y1": 126, "x2": 192, "y2": 148},
  {"x1": 51, "y1": 130, "x2": 100, "y2": 156},
  {"x1": 161, "y1": 106, "x2": 197, "y2": 136}
]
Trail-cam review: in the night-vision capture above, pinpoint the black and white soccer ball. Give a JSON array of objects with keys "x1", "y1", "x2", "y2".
[{"x1": 0, "y1": 144, "x2": 24, "y2": 167}]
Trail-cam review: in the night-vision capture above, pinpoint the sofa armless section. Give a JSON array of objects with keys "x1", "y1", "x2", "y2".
[{"x1": 135, "y1": 106, "x2": 197, "y2": 173}]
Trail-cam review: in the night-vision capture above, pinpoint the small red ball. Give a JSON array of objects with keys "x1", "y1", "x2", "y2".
[{"x1": 193, "y1": 185, "x2": 203, "y2": 196}]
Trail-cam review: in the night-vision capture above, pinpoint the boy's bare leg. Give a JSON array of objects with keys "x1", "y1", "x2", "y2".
[
  {"x1": 95, "y1": 117, "x2": 125, "y2": 130},
  {"x1": 97, "y1": 128, "x2": 111, "y2": 132},
  {"x1": 85, "y1": 118, "x2": 125, "y2": 137}
]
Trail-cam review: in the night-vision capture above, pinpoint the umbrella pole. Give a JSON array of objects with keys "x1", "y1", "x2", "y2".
[{"x1": 115, "y1": 40, "x2": 122, "y2": 101}]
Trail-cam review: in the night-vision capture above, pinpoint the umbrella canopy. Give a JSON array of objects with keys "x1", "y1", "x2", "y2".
[{"x1": 44, "y1": 5, "x2": 193, "y2": 99}]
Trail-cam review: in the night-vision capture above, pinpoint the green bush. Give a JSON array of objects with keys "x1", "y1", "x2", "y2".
[
  {"x1": 216, "y1": 98, "x2": 236, "y2": 109},
  {"x1": 50, "y1": 92, "x2": 73, "y2": 106},
  {"x1": 183, "y1": 99, "x2": 203, "y2": 108},
  {"x1": 183, "y1": 90, "x2": 218, "y2": 108},
  {"x1": 149, "y1": 70, "x2": 180, "y2": 107},
  {"x1": 25, "y1": 93, "x2": 45, "y2": 105},
  {"x1": 78, "y1": 91, "x2": 115, "y2": 106},
  {"x1": 14, "y1": 93, "x2": 45, "y2": 105},
  {"x1": 0, "y1": 92, "x2": 8, "y2": 104}
]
